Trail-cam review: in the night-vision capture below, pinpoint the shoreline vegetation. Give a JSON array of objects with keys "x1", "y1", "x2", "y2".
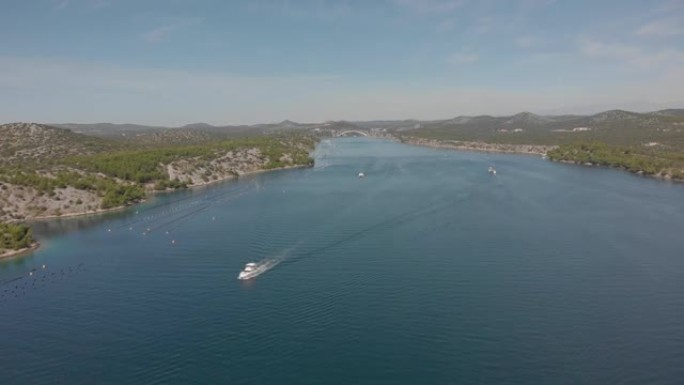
[
  {"x1": 0, "y1": 242, "x2": 40, "y2": 260},
  {"x1": 400, "y1": 137, "x2": 556, "y2": 156},
  {"x1": 401, "y1": 137, "x2": 684, "y2": 182},
  {"x1": 28, "y1": 162, "x2": 313, "y2": 222},
  {"x1": 393, "y1": 109, "x2": 684, "y2": 183},
  {"x1": 398, "y1": 137, "x2": 684, "y2": 183},
  {"x1": 0, "y1": 222, "x2": 36, "y2": 259},
  {"x1": 547, "y1": 142, "x2": 684, "y2": 181}
]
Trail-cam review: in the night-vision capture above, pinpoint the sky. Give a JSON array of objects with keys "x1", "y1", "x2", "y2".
[{"x1": 1, "y1": 0, "x2": 683, "y2": 125}]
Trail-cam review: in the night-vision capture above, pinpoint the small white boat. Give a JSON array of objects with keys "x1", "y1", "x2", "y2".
[
  {"x1": 238, "y1": 260, "x2": 278, "y2": 280},
  {"x1": 358, "y1": 172, "x2": 365, "y2": 178},
  {"x1": 488, "y1": 166, "x2": 497, "y2": 175},
  {"x1": 238, "y1": 262, "x2": 258, "y2": 280}
]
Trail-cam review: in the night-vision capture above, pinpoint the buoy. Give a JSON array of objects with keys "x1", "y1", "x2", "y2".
[
  {"x1": 172, "y1": 240, "x2": 176, "y2": 245},
  {"x1": 108, "y1": 228, "x2": 112, "y2": 232},
  {"x1": 29, "y1": 272, "x2": 33, "y2": 276},
  {"x1": 42, "y1": 264, "x2": 46, "y2": 269}
]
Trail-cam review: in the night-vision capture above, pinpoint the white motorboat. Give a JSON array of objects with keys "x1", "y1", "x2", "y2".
[
  {"x1": 238, "y1": 260, "x2": 278, "y2": 280},
  {"x1": 488, "y1": 166, "x2": 497, "y2": 175},
  {"x1": 358, "y1": 172, "x2": 365, "y2": 178},
  {"x1": 238, "y1": 262, "x2": 259, "y2": 280}
]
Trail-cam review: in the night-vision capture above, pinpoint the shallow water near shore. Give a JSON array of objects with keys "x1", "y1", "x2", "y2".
[{"x1": 2, "y1": 137, "x2": 684, "y2": 384}]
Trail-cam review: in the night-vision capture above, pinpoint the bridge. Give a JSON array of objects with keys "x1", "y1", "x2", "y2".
[{"x1": 335, "y1": 130, "x2": 369, "y2": 137}]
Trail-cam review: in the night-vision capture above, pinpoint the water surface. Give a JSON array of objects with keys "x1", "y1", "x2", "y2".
[{"x1": 2, "y1": 138, "x2": 684, "y2": 384}]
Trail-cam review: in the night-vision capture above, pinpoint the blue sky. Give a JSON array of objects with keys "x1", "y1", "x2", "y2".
[{"x1": 1, "y1": 0, "x2": 683, "y2": 125}]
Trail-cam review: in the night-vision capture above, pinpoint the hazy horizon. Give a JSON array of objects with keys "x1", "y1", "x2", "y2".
[
  {"x1": 18, "y1": 104, "x2": 674, "y2": 128},
  {"x1": 1, "y1": 0, "x2": 683, "y2": 126}
]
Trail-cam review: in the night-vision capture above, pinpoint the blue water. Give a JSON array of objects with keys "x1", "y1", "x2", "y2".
[{"x1": 2, "y1": 138, "x2": 684, "y2": 384}]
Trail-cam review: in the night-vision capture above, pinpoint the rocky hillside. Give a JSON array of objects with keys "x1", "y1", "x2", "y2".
[
  {"x1": 0, "y1": 123, "x2": 119, "y2": 165},
  {"x1": 0, "y1": 125, "x2": 316, "y2": 221}
]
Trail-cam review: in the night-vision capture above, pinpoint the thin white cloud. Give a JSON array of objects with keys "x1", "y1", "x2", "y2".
[
  {"x1": 90, "y1": 0, "x2": 111, "y2": 9},
  {"x1": 0, "y1": 56, "x2": 342, "y2": 125},
  {"x1": 578, "y1": 38, "x2": 684, "y2": 69},
  {"x1": 636, "y1": 18, "x2": 683, "y2": 37},
  {"x1": 446, "y1": 52, "x2": 479, "y2": 64},
  {"x1": 468, "y1": 16, "x2": 494, "y2": 34},
  {"x1": 143, "y1": 18, "x2": 203, "y2": 44},
  {"x1": 514, "y1": 35, "x2": 543, "y2": 49},
  {"x1": 0, "y1": 56, "x2": 682, "y2": 125},
  {"x1": 54, "y1": 0, "x2": 111, "y2": 10},
  {"x1": 389, "y1": 0, "x2": 466, "y2": 14},
  {"x1": 435, "y1": 18, "x2": 457, "y2": 32},
  {"x1": 247, "y1": 0, "x2": 353, "y2": 21}
]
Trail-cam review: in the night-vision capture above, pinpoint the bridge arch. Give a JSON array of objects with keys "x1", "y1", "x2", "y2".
[{"x1": 337, "y1": 130, "x2": 369, "y2": 137}]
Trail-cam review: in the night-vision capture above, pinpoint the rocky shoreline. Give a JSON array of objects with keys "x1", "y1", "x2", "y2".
[
  {"x1": 552, "y1": 159, "x2": 683, "y2": 183},
  {"x1": 0, "y1": 163, "x2": 312, "y2": 260},
  {"x1": 400, "y1": 136, "x2": 682, "y2": 183},
  {"x1": 1, "y1": 145, "x2": 313, "y2": 222},
  {"x1": 402, "y1": 137, "x2": 557, "y2": 156},
  {"x1": 159, "y1": 163, "x2": 310, "y2": 191},
  {"x1": 0, "y1": 242, "x2": 40, "y2": 260}
]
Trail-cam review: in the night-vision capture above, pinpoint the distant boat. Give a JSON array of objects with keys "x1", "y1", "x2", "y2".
[
  {"x1": 358, "y1": 172, "x2": 365, "y2": 178},
  {"x1": 488, "y1": 166, "x2": 497, "y2": 175},
  {"x1": 238, "y1": 260, "x2": 278, "y2": 280}
]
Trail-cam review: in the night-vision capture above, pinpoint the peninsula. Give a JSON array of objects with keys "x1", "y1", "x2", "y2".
[{"x1": 0, "y1": 122, "x2": 316, "y2": 258}]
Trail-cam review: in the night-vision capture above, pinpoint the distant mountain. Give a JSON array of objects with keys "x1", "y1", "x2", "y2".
[
  {"x1": 317, "y1": 121, "x2": 364, "y2": 130},
  {"x1": 278, "y1": 120, "x2": 299, "y2": 127},
  {"x1": 649, "y1": 109, "x2": 684, "y2": 117},
  {"x1": 180, "y1": 122, "x2": 216, "y2": 130},
  {"x1": 36, "y1": 107, "x2": 684, "y2": 149},
  {"x1": 49, "y1": 120, "x2": 315, "y2": 144},
  {"x1": 589, "y1": 109, "x2": 643, "y2": 123},
  {"x1": 504, "y1": 112, "x2": 553, "y2": 125},
  {"x1": 398, "y1": 109, "x2": 684, "y2": 149},
  {"x1": 53, "y1": 123, "x2": 168, "y2": 137}
]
